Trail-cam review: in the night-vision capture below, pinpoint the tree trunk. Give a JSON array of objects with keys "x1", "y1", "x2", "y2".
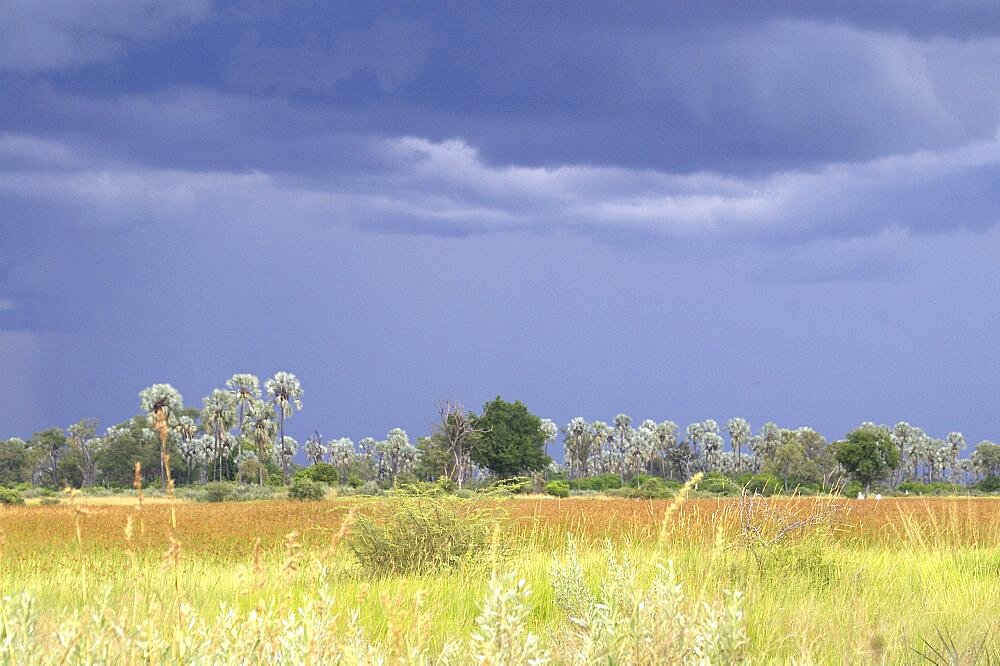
[{"x1": 279, "y1": 413, "x2": 288, "y2": 482}]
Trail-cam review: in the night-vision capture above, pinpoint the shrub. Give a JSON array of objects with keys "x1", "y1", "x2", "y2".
[
  {"x1": 698, "y1": 472, "x2": 739, "y2": 495},
  {"x1": 203, "y1": 482, "x2": 236, "y2": 503},
  {"x1": 346, "y1": 494, "x2": 503, "y2": 576},
  {"x1": 550, "y1": 538, "x2": 749, "y2": 663},
  {"x1": 38, "y1": 497, "x2": 61, "y2": 506},
  {"x1": 480, "y1": 476, "x2": 531, "y2": 496},
  {"x1": 736, "y1": 473, "x2": 783, "y2": 496},
  {"x1": 632, "y1": 477, "x2": 676, "y2": 498},
  {"x1": 21, "y1": 487, "x2": 56, "y2": 499},
  {"x1": 545, "y1": 480, "x2": 569, "y2": 498},
  {"x1": 0, "y1": 487, "x2": 25, "y2": 504},
  {"x1": 569, "y1": 473, "x2": 623, "y2": 492},
  {"x1": 897, "y1": 481, "x2": 956, "y2": 496},
  {"x1": 305, "y1": 462, "x2": 339, "y2": 486},
  {"x1": 842, "y1": 480, "x2": 863, "y2": 497},
  {"x1": 288, "y1": 478, "x2": 327, "y2": 501},
  {"x1": 978, "y1": 476, "x2": 1000, "y2": 493},
  {"x1": 346, "y1": 473, "x2": 364, "y2": 489},
  {"x1": 435, "y1": 476, "x2": 458, "y2": 493}
]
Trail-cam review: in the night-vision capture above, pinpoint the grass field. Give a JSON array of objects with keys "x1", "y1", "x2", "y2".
[{"x1": 2, "y1": 491, "x2": 998, "y2": 663}]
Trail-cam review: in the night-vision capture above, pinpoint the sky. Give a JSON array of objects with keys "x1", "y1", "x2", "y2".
[{"x1": 2, "y1": 1, "x2": 1000, "y2": 454}]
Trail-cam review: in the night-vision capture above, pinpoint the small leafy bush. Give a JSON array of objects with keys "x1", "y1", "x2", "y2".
[
  {"x1": 545, "y1": 480, "x2": 569, "y2": 497},
  {"x1": 21, "y1": 486, "x2": 56, "y2": 499},
  {"x1": 569, "y1": 473, "x2": 623, "y2": 492},
  {"x1": 347, "y1": 494, "x2": 503, "y2": 576},
  {"x1": 550, "y1": 537, "x2": 749, "y2": 663},
  {"x1": 736, "y1": 473, "x2": 783, "y2": 496},
  {"x1": 0, "y1": 487, "x2": 25, "y2": 504},
  {"x1": 698, "y1": 472, "x2": 740, "y2": 495},
  {"x1": 978, "y1": 476, "x2": 1000, "y2": 493},
  {"x1": 841, "y1": 480, "x2": 863, "y2": 497},
  {"x1": 203, "y1": 482, "x2": 236, "y2": 502},
  {"x1": 346, "y1": 473, "x2": 363, "y2": 488},
  {"x1": 303, "y1": 462, "x2": 339, "y2": 486},
  {"x1": 288, "y1": 478, "x2": 327, "y2": 501},
  {"x1": 435, "y1": 476, "x2": 458, "y2": 493},
  {"x1": 38, "y1": 497, "x2": 61, "y2": 506},
  {"x1": 480, "y1": 476, "x2": 531, "y2": 496}
]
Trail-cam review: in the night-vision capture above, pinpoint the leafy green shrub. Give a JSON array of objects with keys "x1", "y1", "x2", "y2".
[
  {"x1": 736, "y1": 473, "x2": 783, "y2": 496},
  {"x1": 346, "y1": 494, "x2": 503, "y2": 576},
  {"x1": 0, "y1": 487, "x2": 25, "y2": 504},
  {"x1": 288, "y1": 478, "x2": 327, "y2": 501},
  {"x1": 21, "y1": 487, "x2": 56, "y2": 499},
  {"x1": 304, "y1": 462, "x2": 339, "y2": 486},
  {"x1": 203, "y1": 482, "x2": 236, "y2": 502},
  {"x1": 698, "y1": 472, "x2": 740, "y2": 495},
  {"x1": 435, "y1": 476, "x2": 458, "y2": 493},
  {"x1": 897, "y1": 481, "x2": 955, "y2": 496},
  {"x1": 38, "y1": 497, "x2": 60, "y2": 506},
  {"x1": 480, "y1": 476, "x2": 531, "y2": 495},
  {"x1": 842, "y1": 480, "x2": 863, "y2": 497},
  {"x1": 569, "y1": 473, "x2": 622, "y2": 492},
  {"x1": 550, "y1": 538, "x2": 749, "y2": 663},
  {"x1": 545, "y1": 480, "x2": 569, "y2": 498},
  {"x1": 81, "y1": 486, "x2": 113, "y2": 497},
  {"x1": 978, "y1": 476, "x2": 1000, "y2": 493},
  {"x1": 347, "y1": 473, "x2": 364, "y2": 489}
]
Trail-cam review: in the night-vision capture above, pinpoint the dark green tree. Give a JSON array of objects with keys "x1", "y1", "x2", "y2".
[
  {"x1": 94, "y1": 417, "x2": 167, "y2": 487},
  {"x1": 834, "y1": 425, "x2": 900, "y2": 495},
  {"x1": 471, "y1": 396, "x2": 551, "y2": 478},
  {"x1": 0, "y1": 438, "x2": 31, "y2": 486}
]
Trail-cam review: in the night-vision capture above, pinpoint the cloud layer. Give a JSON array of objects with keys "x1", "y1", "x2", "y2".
[{"x1": 2, "y1": 2, "x2": 1000, "y2": 449}]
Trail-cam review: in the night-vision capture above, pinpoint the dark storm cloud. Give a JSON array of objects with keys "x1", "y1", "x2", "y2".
[{"x1": 3, "y1": 1, "x2": 1000, "y2": 448}]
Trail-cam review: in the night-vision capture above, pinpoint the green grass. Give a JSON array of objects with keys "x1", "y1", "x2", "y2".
[{"x1": 1, "y1": 493, "x2": 998, "y2": 662}]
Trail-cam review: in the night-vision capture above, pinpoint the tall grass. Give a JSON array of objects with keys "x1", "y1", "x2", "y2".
[{"x1": 0, "y1": 493, "x2": 998, "y2": 662}]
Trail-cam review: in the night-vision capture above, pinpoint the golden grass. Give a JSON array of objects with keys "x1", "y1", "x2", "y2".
[{"x1": 2, "y1": 494, "x2": 999, "y2": 662}]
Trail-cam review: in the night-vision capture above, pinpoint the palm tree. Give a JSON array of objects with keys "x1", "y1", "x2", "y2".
[
  {"x1": 564, "y1": 418, "x2": 592, "y2": 479},
  {"x1": 329, "y1": 437, "x2": 355, "y2": 480},
  {"x1": 726, "y1": 417, "x2": 751, "y2": 474},
  {"x1": 654, "y1": 420, "x2": 678, "y2": 479},
  {"x1": 138, "y1": 383, "x2": 184, "y2": 491},
  {"x1": 947, "y1": 432, "x2": 966, "y2": 482},
  {"x1": 539, "y1": 418, "x2": 558, "y2": 472},
  {"x1": 173, "y1": 415, "x2": 199, "y2": 483},
  {"x1": 613, "y1": 414, "x2": 632, "y2": 482},
  {"x1": 226, "y1": 374, "x2": 260, "y2": 456},
  {"x1": 202, "y1": 390, "x2": 236, "y2": 481},
  {"x1": 242, "y1": 399, "x2": 277, "y2": 485},
  {"x1": 265, "y1": 372, "x2": 303, "y2": 481}
]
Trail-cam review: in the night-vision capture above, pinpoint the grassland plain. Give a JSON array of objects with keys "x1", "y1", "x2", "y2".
[{"x1": 1, "y1": 492, "x2": 998, "y2": 663}]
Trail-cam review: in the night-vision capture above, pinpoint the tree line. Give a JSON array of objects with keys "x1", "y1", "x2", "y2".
[{"x1": 2, "y1": 372, "x2": 999, "y2": 495}]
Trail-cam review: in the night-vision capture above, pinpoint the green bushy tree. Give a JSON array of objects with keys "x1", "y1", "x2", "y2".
[{"x1": 472, "y1": 396, "x2": 551, "y2": 478}]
